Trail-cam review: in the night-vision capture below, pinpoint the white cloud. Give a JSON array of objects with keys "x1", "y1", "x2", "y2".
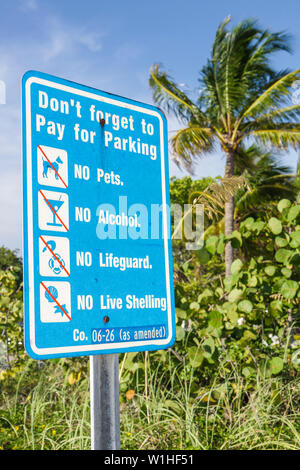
[{"x1": 41, "y1": 16, "x2": 104, "y2": 61}]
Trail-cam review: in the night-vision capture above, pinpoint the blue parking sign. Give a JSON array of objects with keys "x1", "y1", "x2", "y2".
[{"x1": 22, "y1": 71, "x2": 176, "y2": 359}]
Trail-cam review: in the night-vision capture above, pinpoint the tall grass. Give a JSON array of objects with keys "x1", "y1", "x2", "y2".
[
  {"x1": 0, "y1": 360, "x2": 91, "y2": 450},
  {"x1": 120, "y1": 356, "x2": 300, "y2": 450},
  {"x1": 0, "y1": 355, "x2": 299, "y2": 450}
]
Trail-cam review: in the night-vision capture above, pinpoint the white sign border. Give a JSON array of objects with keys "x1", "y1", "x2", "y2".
[{"x1": 24, "y1": 74, "x2": 173, "y2": 357}]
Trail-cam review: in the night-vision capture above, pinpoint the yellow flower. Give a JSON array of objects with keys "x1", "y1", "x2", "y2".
[
  {"x1": 68, "y1": 371, "x2": 81, "y2": 385},
  {"x1": 125, "y1": 389, "x2": 135, "y2": 400},
  {"x1": 52, "y1": 429, "x2": 56, "y2": 436}
]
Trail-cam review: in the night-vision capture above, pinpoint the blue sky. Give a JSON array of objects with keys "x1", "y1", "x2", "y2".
[{"x1": 1, "y1": 0, "x2": 300, "y2": 250}]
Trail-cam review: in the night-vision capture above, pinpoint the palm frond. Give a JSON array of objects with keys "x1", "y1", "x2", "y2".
[
  {"x1": 251, "y1": 128, "x2": 300, "y2": 150},
  {"x1": 190, "y1": 176, "x2": 250, "y2": 220},
  {"x1": 255, "y1": 103, "x2": 300, "y2": 123},
  {"x1": 149, "y1": 64, "x2": 201, "y2": 122},
  {"x1": 241, "y1": 68, "x2": 300, "y2": 119},
  {"x1": 200, "y1": 17, "x2": 293, "y2": 130},
  {"x1": 235, "y1": 151, "x2": 297, "y2": 214},
  {"x1": 170, "y1": 125, "x2": 215, "y2": 169},
  {"x1": 241, "y1": 29, "x2": 292, "y2": 79},
  {"x1": 172, "y1": 176, "x2": 248, "y2": 239},
  {"x1": 233, "y1": 143, "x2": 264, "y2": 173}
]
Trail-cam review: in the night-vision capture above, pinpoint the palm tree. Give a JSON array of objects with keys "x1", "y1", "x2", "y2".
[{"x1": 149, "y1": 17, "x2": 300, "y2": 275}]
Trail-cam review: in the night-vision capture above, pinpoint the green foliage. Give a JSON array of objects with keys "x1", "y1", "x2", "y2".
[
  {"x1": 170, "y1": 176, "x2": 215, "y2": 206},
  {"x1": 115, "y1": 201, "x2": 300, "y2": 406},
  {"x1": 0, "y1": 246, "x2": 22, "y2": 272},
  {"x1": 235, "y1": 151, "x2": 298, "y2": 221},
  {"x1": 0, "y1": 246, "x2": 23, "y2": 287},
  {"x1": 168, "y1": 198, "x2": 300, "y2": 381},
  {"x1": 0, "y1": 265, "x2": 24, "y2": 372}
]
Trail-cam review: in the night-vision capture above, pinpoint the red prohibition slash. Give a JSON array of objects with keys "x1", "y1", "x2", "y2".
[
  {"x1": 41, "y1": 281, "x2": 71, "y2": 321},
  {"x1": 39, "y1": 190, "x2": 69, "y2": 232},
  {"x1": 40, "y1": 235, "x2": 70, "y2": 277},
  {"x1": 38, "y1": 145, "x2": 68, "y2": 188}
]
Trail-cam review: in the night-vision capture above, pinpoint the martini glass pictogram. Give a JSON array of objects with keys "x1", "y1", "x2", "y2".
[{"x1": 45, "y1": 196, "x2": 65, "y2": 228}]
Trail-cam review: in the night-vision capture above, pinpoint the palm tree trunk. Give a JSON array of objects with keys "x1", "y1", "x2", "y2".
[{"x1": 225, "y1": 150, "x2": 235, "y2": 277}]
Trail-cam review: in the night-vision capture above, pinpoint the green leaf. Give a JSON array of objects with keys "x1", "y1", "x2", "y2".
[
  {"x1": 238, "y1": 299, "x2": 253, "y2": 313},
  {"x1": 281, "y1": 267, "x2": 292, "y2": 278},
  {"x1": 227, "y1": 310, "x2": 238, "y2": 325},
  {"x1": 202, "y1": 337, "x2": 215, "y2": 358},
  {"x1": 270, "y1": 300, "x2": 282, "y2": 312},
  {"x1": 190, "y1": 301, "x2": 200, "y2": 311},
  {"x1": 288, "y1": 205, "x2": 300, "y2": 222},
  {"x1": 187, "y1": 346, "x2": 204, "y2": 368},
  {"x1": 230, "y1": 258, "x2": 243, "y2": 275},
  {"x1": 277, "y1": 199, "x2": 291, "y2": 213},
  {"x1": 196, "y1": 247, "x2": 211, "y2": 264},
  {"x1": 175, "y1": 308, "x2": 187, "y2": 320},
  {"x1": 289, "y1": 230, "x2": 300, "y2": 248},
  {"x1": 222, "y1": 301, "x2": 237, "y2": 312},
  {"x1": 208, "y1": 310, "x2": 223, "y2": 329},
  {"x1": 268, "y1": 217, "x2": 282, "y2": 235},
  {"x1": 289, "y1": 252, "x2": 300, "y2": 266},
  {"x1": 217, "y1": 237, "x2": 225, "y2": 254},
  {"x1": 226, "y1": 230, "x2": 242, "y2": 248},
  {"x1": 205, "y1": 235, "x2": 219, "y2": 255},
  {"x1": 242, "y1": 217, "x2": 255, "y2": 230},
  {"x1": 269, "y1": 357, "x2": 284, "y2": 375},
  {"x1": 275, "y1": 236, "x2": 288, "y2": 247},
  {"x1": 198, "y1": 288, "x2": 214, "y2": 303},
  {"x1": 280, "y1": 280, "x2": 298, "y2": 299},
  {"x1": 182, "y1": 261, "x2": 190, "y2": 273},
  {"x1": 252, "y1": 221, "x2": 265, "y2": 234},
  {"x1": 248, "y1": 275, "x2": 258, "y2": 287},
  {"x1": 176, "y1": 325, "x2": 185, "y2": 341},
  {"x1": 275, "y1": 248, "x2": 292, "y2": 264},
  {"x1": 242, "y1": 330, "x2": 257, "y2": 341},
  {"x1": 224, "y1": 276, "x2": 234, "y2": 291},
  {"x1": 0, "y1": 296, "x2": 10, "y2": 307},
  {"x1": 228, "y1": 289, "x2": 243, "y2": 303},
  {"x1": 265, "y1": 265, "x2": 276, "y2": 276}
]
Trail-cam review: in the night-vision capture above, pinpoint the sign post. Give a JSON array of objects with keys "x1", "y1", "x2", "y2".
[
  {"x1": 22, "y1": 71, "x2": 176, "y2": 449},
  {"x1": 90, "y1": 354, "x2": 120, "y2": 450}
]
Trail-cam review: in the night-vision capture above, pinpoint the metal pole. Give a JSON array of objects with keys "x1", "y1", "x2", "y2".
[{"x1": 90, "y1": 354, "x2": 120, "y2": 450}]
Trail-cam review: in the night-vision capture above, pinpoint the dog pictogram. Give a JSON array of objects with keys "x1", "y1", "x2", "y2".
[
  {"x1": 42, "y1": 156, "x2": 63, "y2": 179},
  {"x1": 37, "y1": 145, "x2": 68, "y2": 189}
]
